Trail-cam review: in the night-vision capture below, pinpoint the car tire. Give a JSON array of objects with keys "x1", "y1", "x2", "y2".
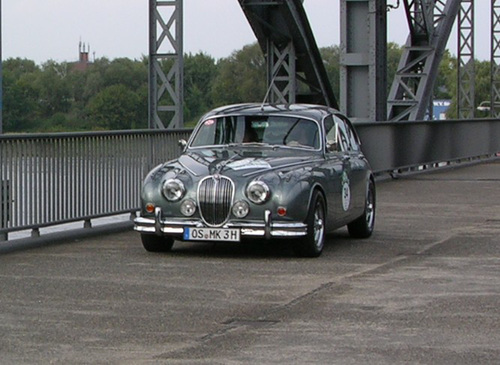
[
  {"x1": 294, "y1": 190, "x2": 326, "y2": 258},
  {"x1": 141, "y1": 234, "x2": 174, "y2": 252},
  {"x1": 348, "y1": 179, "x2": 375, "y2": 238}
]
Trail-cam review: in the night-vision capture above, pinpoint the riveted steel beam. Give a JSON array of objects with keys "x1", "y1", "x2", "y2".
[
  {"x1": 388, "y1": 0, "x2": 460, "y2": 121},
  {"x1": 149, "y1": 0, "x2": 184, "y2": 129},
  {"x1": 457, "y1": 0, "x2": 475, "y2": 119},
  {"x1": 267, "y1": 41, "x2": 297, "y2": 104},
  {"x1": 491, "y1": 0, "x2": 500, "y2": 117},
  {"x1": 340, "y1": 0, "x2": 387, "y2": 122},
  {"x1": 240, "y1": 0, "x2": 338, "y2": 108},
  {"x1": 0, "y1": 0, "x2": 2, "y2": 134}
]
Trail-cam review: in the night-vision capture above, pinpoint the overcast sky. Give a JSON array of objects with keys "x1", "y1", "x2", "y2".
[{"x1": 1, "y1": 0, "x2": 492, "y2": 64}]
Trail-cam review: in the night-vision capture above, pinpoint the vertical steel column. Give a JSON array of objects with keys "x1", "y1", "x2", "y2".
[
  {"x1": 149, "y1": 0, "x2": 184, "y2": 129},
  {"x1": 0, "y1": 0, "x2": 3, "y2": 134},
  {"x1": 340, "y1": 0, "x2": 387, "y2": 122},
  {"x1": 491, "y1": 0, "x2": 500, "y2": 117},
  {"x1": 457, "y1": 0, "x2": 475, "y2": 119}
]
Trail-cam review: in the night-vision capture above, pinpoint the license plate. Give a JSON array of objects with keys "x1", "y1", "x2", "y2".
[{"x1": 183, "y1": 227, "x2": 240, "y2": 242}]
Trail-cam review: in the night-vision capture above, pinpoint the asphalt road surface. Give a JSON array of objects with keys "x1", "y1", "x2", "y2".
[{"x1": 1, "y1": 160, "x2": 499, "y2": 364}]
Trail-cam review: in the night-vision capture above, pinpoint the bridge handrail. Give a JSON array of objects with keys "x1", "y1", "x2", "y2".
[{"x1": 0, "y1": 129, "x2": 192, "y2": 240}]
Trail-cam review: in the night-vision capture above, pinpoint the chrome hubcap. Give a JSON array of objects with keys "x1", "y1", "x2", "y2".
[
  {"x1": 314, "y1": 203, "x2": 325, "y2": 248},
  {"x1": 365, "y1": 187, "x2": 375, "y2": 228}
]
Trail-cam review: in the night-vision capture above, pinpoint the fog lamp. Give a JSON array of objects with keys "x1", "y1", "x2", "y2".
[
  {"x1": 180, "y1": 199, "x2": 197, "y2": 217},
  {"x1": 232, "y1": 201, "x2": 250, "y2": 218}
]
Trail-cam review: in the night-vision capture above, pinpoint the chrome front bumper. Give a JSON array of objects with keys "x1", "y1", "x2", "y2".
[{"x1": 134, "y1": 207, "x2": 307, "y2": 239}]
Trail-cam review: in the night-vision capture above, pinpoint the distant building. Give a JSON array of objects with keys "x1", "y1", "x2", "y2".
[
  {"x1": 72, "y1": 42, "x2": 93, "y2": 72},
  {"x1": 432, "y1": 99, "x2": 451, "y2": 120}
]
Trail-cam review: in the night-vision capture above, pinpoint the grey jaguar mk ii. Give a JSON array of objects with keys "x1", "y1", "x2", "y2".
[{"x1": 134, "y1": 103, "x2": 375, "y2": 257}]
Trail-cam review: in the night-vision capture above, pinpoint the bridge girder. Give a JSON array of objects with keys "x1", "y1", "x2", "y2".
[
  {"x1": 388, "y1": 0, "x2": 460, "y2": 121},
  {"x1": 144, "y1": 0, "x2": 482, "y2": 126},
  {"x1": 149, "y1": 0, "x2": 184, "y2": 129},
  {"x1": 239, "y1": 0, "x2": 338, "y2": 108},
  {"x1": 458, "y1": 0, "x2": 475, "y2": 119},
  {"x1": 339, "y1": 0, "x2": 387, "y2": 122},
  {"x1": 491, "y1": 0, "x2": 500, "y2": 117}
]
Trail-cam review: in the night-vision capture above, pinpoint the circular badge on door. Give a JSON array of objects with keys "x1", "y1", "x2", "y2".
[{"x1": 342, "y1": 171, "x2": 351, "y2": 211}]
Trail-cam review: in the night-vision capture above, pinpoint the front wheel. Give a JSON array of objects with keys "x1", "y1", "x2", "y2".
[
  {"x1": 348, "y1": 179, "x2": 375, "y2": 238},
  {"x1": 294, "y1": 191, "x2": 326, "y2": 258},
  {"x1": 141, "y1": 234, "x2": 174, "y2": 252}
]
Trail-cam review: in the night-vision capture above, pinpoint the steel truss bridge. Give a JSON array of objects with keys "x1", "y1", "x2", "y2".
[
  {"x1": 1, "y1": 0, "x2": 500, "y2": 241},
  {"x1": 149, "y1": 0, "x2": 500, "y2": 127}
]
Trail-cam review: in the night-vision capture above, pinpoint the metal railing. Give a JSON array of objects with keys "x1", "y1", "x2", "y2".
[
  {"x1": 1, "y1": 118, "x2": 500, "y2": 242},
  {"x1": 356, "y1": 118, "x2": 500, "y2": 173},
  {"x1": 1, "y1": 129, "x2": 191, "y2": 241}
]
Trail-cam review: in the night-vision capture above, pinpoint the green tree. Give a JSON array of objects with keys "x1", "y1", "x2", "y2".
[
  {"x1": 82, "y1": 58, "x2": 112, "y2": 103},
  {"x1": 184, "y1": 52, "x2": 218, "y2": 125},
  {"x1": 434, "y1": 50, "x2": 456, "y2": 100},
  {"x1": 211, "y1": 43, "x2": 266, "y2": 105},
  {"x1": 320, "y1": 46, "x2": 341, "y2": 96},
  {"x1": 474, "y1": 60, "x2": 493, "y2": 118},
  {"x1": 103, "y1": 58, "x2": 147, "y2": 91},
  {"x1": 87, "y1": 84, "x2": 142, "y2": 130},
  {"x1": 34, "y1": 60, "x2": 72, "y2": 117},
  {"x1": 2, "y1": 58, "x2": 41, "y2": 132},
  {"x1": 4, "y1": 41, "x2": 496, "y2": 132}
]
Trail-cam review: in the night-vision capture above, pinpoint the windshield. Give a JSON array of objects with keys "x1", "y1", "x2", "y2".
[{"x1": 190, "y1": 116, "x2": 320, "y2": 149}]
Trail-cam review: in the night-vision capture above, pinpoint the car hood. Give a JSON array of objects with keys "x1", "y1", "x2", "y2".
[{"x1": 175, "y1": 147, "x2": 321, "y2": 178}]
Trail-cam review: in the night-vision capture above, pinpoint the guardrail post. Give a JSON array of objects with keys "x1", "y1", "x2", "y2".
[
  {"x1": 31, "y1": 228, "x2": 40, "y2": 238},
  {"x1": 1, "y1": 179, "x2": 10, "y2": 241}
]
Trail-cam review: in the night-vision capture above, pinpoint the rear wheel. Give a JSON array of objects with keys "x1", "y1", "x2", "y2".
[
  {"x1": 348, "y1": 179, "x2": 375, "y2": 238},
  {"x1": 294, "y1": 191, "x2": 326, "y2": 258},
  {"x1": 141, "y1": 234, "x2": 174, "y2": 252}
]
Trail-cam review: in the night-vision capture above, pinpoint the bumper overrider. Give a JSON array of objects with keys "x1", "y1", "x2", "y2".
[{"x1": 134, "y1": 207, "x2": 307, "y2": 240}]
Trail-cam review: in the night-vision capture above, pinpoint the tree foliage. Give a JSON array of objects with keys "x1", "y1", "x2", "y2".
[
  {"x1": 211, "y1": 43, "x2": 266, "y2": 106},
  {"x1": 1, "y1": 42, "x2": 492, "y2": 133}
]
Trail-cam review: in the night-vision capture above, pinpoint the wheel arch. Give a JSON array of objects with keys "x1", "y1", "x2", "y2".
[{"x1": 308, "y1": 183, "x2": 327, "y2": 218}]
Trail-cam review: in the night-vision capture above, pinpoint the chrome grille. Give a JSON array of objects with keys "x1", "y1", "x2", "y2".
[{"x1": 197, "y1": 175, "x2": 234, "y2": 226}]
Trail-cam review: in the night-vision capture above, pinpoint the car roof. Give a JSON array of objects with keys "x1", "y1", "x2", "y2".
[{"x1": 201, "y1": 103, "x2": 340, "y2": 122}]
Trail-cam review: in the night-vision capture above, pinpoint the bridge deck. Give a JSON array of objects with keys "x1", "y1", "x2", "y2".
[{"x1": 1, "y1": 160, "x2": 499, "y2": 363}]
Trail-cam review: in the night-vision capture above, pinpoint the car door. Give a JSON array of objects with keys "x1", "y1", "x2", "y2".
[
  {"x1": 322, "y1": 115, "x2": 351, "y2": 229},
  {"x1": 334, "y1": 114, "x2": 367, "y2": 219}
]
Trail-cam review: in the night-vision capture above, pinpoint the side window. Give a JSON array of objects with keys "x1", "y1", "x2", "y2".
[
  {"x1": 324, "y1": 115, "x2": 335, "y2": 147},
  {"x1": 324, "y1": 115, "x2": 342, "y2": 152},
  {"x1": 339, "y1": 116, "x2": 361, "y2": 152},
  {"x1": 334, "y1": 116, "x2": 350, "y2": 152}
]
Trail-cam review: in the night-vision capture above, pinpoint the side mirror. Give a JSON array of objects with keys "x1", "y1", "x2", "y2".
[{"x1": 178, "y1": 139, "x2": 187, "y2": 151}]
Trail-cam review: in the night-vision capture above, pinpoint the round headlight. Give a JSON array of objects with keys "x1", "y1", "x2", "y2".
[
  {"x1": 180, "y1": 199, "x2": 197, "y2": 216},
  {"x1": 162, "y1": 178, "x2": 185, "y2": 202},
  {"x1": 232, "y1": 201, "x2": 250, "y2": 218},
  {"x1": 246, "y1": 181, "x2": 270, "y2": 204}
]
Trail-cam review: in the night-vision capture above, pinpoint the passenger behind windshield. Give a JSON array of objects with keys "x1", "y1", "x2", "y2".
[{"x1": 190, "y1": 116, "x2": 319, "y2": 149}]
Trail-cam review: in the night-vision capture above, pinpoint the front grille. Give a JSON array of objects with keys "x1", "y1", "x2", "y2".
[{"x1": 197, "y1": 175, "x2": 234, "y2": 226}]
